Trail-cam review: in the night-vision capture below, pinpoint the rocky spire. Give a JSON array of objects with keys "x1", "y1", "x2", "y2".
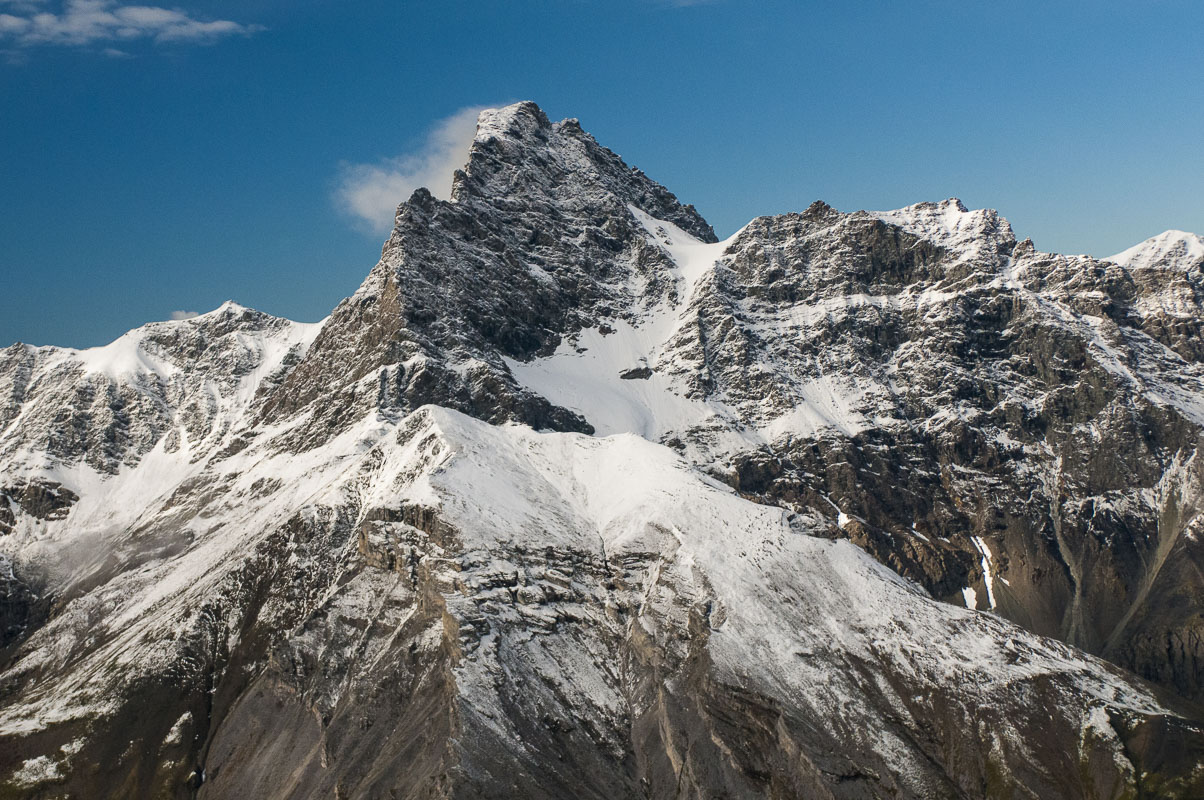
[
  {"x1": 257, "y1": 101, "x2": 715, "y2": 445},
  {"x1": 449, "y1": 101, "x2": 715, "y2": 242}
]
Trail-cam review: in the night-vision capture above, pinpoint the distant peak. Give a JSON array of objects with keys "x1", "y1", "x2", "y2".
[
  {"x1": 167, "y1": 301, "x2": 254, "y2": 322},
  {"x1": 167, "y1": 301, "x2": 303, "y2": 329},
  {"x1": 211, "y1": 300, "x2": 250, "y2": 315},
  {"x1": 1108, "y1": 229, "x2": 1204, "y2": 269},
  {"x1": 1140, "y1": 229, "x2": 1203, "y2": 246}
]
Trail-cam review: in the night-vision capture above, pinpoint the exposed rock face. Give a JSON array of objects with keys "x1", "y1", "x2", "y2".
[
  {"x1": 1, "y1": 102, "x2": 1203, "y2": 799},
  {"x1": 0, "y1": 482, "x2": 77, "y2": 536},
  {"x1": 260, "y1": 102, "x2": 713, "y2": 446},
  {"x1": 671, "y1": 202, "x2": 1204, "y2": 703}
]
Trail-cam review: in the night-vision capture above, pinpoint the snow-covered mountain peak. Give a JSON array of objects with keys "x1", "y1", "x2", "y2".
[
  {"x1": 0, "y1": 304, "x2": 323, "y2": 475},
  {"x1": 6, "y1": 104, "x2": 1204, "y2": 799},
  {"x1": 49, "y1": 302, "x2": 316, "y2": 381},
  {"x1": 870, "y1": 197, "x2": 1016, "y2": 265},
  {"x1": 197, "y1": 299, "x2": 252, "y2": 318},
  {"x1": 1108, "y1": 228, "x2": 1204, "y2": 270},
  {"x1": 449, "y1": 100, "x2": 715, "y2": 243},
  {"x1": 471, "y1": 100, "x2": 548, "y2": 145}
]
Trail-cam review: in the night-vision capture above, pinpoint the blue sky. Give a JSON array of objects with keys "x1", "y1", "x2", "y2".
[{"x1": 3, "y1": 0, "x2": 1202, "y2": 347}]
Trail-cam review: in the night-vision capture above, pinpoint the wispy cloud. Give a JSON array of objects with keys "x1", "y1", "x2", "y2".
[
  {"x1": 168, "y1": 310, "x2": 199, "y2": 320},
  {"x1": 334, "y1": 105, "x2": 489, "y2": 235},
  {"x1": 0, "y1": 1, "x2": 48, "y2": 13},
  {"x1": 0, "y1": 0, "x2": 261, "y2": 50}
]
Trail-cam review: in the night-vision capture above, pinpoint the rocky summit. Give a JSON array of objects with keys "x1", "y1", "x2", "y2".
[{"x1": 2, "y1": 101, "x2": 1203, "y2": 799}]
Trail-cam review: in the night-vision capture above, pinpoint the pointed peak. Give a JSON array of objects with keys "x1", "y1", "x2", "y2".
[
  {"x1": 558, "y1": 117, "x2": 584, "y2": 134},
  {"x1": 473, "y1": 101, "x2": 551, "y2": 145},
  {"x1": 212, "y1": 300, "x2": 250, "y2": 315},
  {"x1": 177, "y1": 301, "x2": 302, "y2": 329},
  {"x1": 1108, "y1": 229, "x2": 1204, "y2": 269},
  {"x1": 800, "y1": 200, "x2": 841, "y2": 224},
  {"x1": 444, "y1": 100, "x2": 715, "y2": 242},
  {"x1": 173, "y1": 300, "x2": 257, "y2": 322}
]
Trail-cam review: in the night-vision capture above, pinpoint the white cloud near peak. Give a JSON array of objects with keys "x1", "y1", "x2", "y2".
[
  {"x1": 334, "y1": 105, "x2": 490, "y2": 235},
  {"x1": 168, "y1": 310, "x2": 199, "y2": 321},
  {"x1": 0, "y1": 0, "x2": 260, "y2": 49}
]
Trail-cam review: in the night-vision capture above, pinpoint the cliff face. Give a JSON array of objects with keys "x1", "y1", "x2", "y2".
[
  {"x1": 1, "y1": 102, "x2": 1203, "y2": 799},
  {"x1": 675, "y1": 201, "x2": 1204, "y2": 703},
  {"x1": 258, "y1": 102, "x2": 712, "y2": 445}
]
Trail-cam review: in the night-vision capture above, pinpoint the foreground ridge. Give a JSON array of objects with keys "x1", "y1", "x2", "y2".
[{"x1": 2, "y1": 102, "x2": 1203, "y2": 799}]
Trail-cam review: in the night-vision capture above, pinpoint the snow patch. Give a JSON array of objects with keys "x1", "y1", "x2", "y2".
[
  {"x1": 971, "y1": 536, "x2": 998, "y2": 610},
  {"x1": 10, "y1": 755, "x2": 62, "y2": 787},
  {"x1": 164, "y1": 711, "x2": 192, "y2": 746},
  {"x1": 68, "y1": 329, "x2": 181, "y2": 380},
  {"x1": 506, "y1": 206, "x2": 744, "y2": 440},
  {"x1": 509, "y1": 207, "x2": 866, "y2": 444}
]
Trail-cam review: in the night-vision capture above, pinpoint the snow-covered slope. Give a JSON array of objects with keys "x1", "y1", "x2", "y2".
[
  {"x1": 4, "y1": 402, "x2": 1198, "y2": 798},
  {"x1": 1109, "y1": 229, "x2": 1204, "y2": 270},
  {"x1": 0, "y1": 301, "x2": 323, "y2": 479},
  {"x1": 503, "y1": 189, "x2": 1204, "y2": 710},
  {"x1": 3, "y1": 102, "x2": 1204, "y2": 799},
  {"x1": 505, "y1": 207, "x2": 745, "y2": 441}
]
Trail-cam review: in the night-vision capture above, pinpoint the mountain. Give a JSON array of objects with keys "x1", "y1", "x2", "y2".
[
  {"x1": 1, "y1": 101, "x2": 1203, "y2": 799},
  {"x1": 1109, "y1": 229, "x2": 1204, "y2": 272}
]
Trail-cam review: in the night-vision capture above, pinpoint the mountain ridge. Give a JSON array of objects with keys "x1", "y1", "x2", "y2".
[{"x1": 2, "y1": 101, "x2": 1204, "y2": 799}]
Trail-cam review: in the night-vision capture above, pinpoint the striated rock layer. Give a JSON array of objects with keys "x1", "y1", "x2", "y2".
[{"x1": 1, "y1": 102, "x2": 1203, "y2": 798}]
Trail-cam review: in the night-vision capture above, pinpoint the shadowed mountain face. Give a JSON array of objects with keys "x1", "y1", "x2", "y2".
[{"x1": 1, "y1": 101, "x2": 1203, "y2": 799}]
